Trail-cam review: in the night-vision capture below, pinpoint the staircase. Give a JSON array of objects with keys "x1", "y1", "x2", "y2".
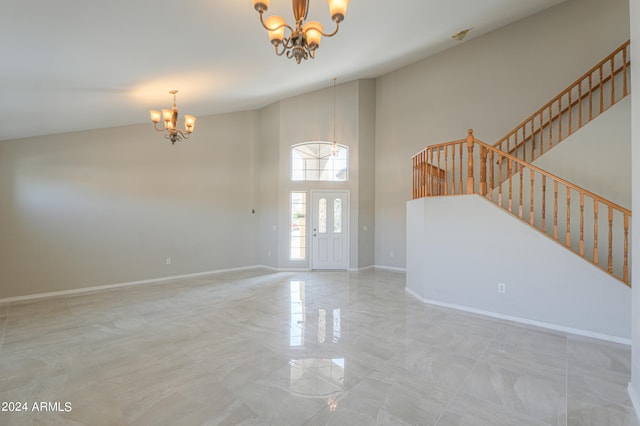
[{"x1": 411, "y1": 41, "x2": 631, "y2": 286}]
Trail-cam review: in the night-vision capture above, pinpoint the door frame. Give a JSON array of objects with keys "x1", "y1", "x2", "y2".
[{"x1": 309, "y1": 189, "x2": 350, "y2": 270}]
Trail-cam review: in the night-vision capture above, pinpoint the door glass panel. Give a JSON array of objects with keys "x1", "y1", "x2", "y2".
[
  {"x1": 290, "y1": 192, "x2": 307, "y2": 260},
  {"x1": 334, "y1": 198, "x2": 342, "y2": 233},
  {"x1": 318, "y1": 198, "x2": 327, "y2": 233}
]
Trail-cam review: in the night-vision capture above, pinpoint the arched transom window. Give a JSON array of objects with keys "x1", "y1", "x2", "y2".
[{"x1": 291, "y1": 142, "x2": 348, "y2": 182}]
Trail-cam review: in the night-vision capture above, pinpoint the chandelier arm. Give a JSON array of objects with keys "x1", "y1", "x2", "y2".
[
  {"x1": 274, "y1": 43, "x2": 287, "y2": 56},
  {"x1": 258, "y1": 12, "x2": 294, "y2": 35},
  {"x1": 281, "y1": 37, "x2": 294, "y2": 49},
  {"x1": 310, "y1": 20, "x2": 340, "y2": 38},
  {"x1": 153, "y1": 123, "x2": 167, "y2": 132},
  {"x1": 176, "y1": 130, "x2": 190, "y2": 140}
]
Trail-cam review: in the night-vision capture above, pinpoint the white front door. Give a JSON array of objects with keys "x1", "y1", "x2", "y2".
[{"x1": 311, "y1": 191, "x2": 349, "y2": 270}]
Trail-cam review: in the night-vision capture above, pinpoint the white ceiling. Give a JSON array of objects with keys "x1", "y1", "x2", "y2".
[{"x1": 1, "y1": 0, "x2": 566, "y2": 141}]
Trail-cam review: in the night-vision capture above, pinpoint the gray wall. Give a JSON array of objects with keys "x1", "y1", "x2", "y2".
[
  {"x1": 257, "y1": 102, "x2": 281, "y2": 269},
  {"x1": 407, "y1": 195, "x2": 631, "y2": 340},
  {"x1": 357, "y1": 80, "x2": 376, "y2": 268},
  {"x1": 0, "y1": 79, "x2": 377, "y2": 299},
  {"x1": 0, "y1": 111, "x2": 259, "y2": 298},
  {"x1": 374, "y1": 0, "x2": 630, "y2": 269}
]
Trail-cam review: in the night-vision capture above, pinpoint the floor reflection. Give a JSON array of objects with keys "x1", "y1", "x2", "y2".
[
  {"x1": 290, "y1": 280, "x2": 346, "y2": 407},
  {"x1": 289, "y1": 358, "x2": 345, "y2": 407},
  {"x1": 290, "y1": 281, "x2": 305, "y2": 347},
  {"x1": 290, "y1": 280, "x2": 342, "y2": 347}
]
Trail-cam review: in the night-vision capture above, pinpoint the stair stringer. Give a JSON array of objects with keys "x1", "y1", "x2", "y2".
[{"x1": 406, "y1": 194, "x2": 630, "y2": 341}]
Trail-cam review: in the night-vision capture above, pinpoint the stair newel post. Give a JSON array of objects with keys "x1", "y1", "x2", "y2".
[{"x1": 466, "y1": 129, "x2": 475, "y2": 194}]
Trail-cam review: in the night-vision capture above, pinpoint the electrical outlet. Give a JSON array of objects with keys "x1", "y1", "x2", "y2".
[
  {"x1": 267, "y1": 250, "x2": 272, "y2": 257},
  {"x1": 166, "y1": 257, "x2": 172, "y2": 265},
  {"x1": 389, "y1": 251, "x2": 395, "y2": 258},
  {"x1": 497, "y1": 283, "x2": 506, "y2": 294}
]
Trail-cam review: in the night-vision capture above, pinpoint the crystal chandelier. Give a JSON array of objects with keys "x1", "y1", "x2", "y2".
[
  {"x1": 149, "y1": 90, "x2": 196, "y2": 145},
  {"x1": 253, "y1": 0, "x2": 349, "y2": 64}
]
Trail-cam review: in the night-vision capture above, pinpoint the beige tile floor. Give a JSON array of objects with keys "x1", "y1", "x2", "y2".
[{"x1": 0, "y1": 268, "x2": 637, "y2": 425}]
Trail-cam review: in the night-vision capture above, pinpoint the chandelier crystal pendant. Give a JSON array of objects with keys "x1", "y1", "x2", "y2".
[
  {"x1": 149, "y1": 90, "x2": 196, "y2": 145},
  {"x1": 253, "y1": 0, "x2": 349, "y2": 64}
]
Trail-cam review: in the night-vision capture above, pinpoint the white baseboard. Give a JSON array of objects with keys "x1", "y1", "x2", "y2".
[
  {"x1": 405, "y1": 287, "x2": 631, "y2": 345},
  {"x1": 349, "y1": 265, "x2": 375, "y2": 272},
  {"x1": 255, "y1": 265, "x2": 311, "y2": 272},
  {"x1": 0, "y1": 265, "x2": 261, "y2": 304},
  {"x1": 628, "y1": 383, "x2": 640, "y2": 421},
  {"x1": 373, "y1": 265, "x2": 407, "y2": 273}
]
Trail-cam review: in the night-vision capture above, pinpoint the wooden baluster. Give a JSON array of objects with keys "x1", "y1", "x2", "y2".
[
  {"x1": 623, "y1": 45, "x2": 628, "y2": 97},
  {"x1": 480, "y1": 146, "x2": 487, "y2": 196},
  {"x1": 451, "y1": 144, "x2": 456, "y2": 195},
  {"x1": 522, "y1": 126, "x2": 527, "y2": 162},
  {"x1": 489, "y1": 149, "x2": 494, "y2": 200},
  {"x1": 549, "y1": 105, "x2": 553, "y2": 149},
  {"x1": 610, "y1": 57, "x2": 615, "y2": 107},
  {"x1": 519, "y1": 126, "x2": 523, "y2": 162},
  {"x1": 594, "y1": 201, "x2": 599, "y2": 265},
  {"x1": 515, "y1": 131, "x2": 519, "y2": 161},
  {"x1": 498, "y1": 157, "x2": 503, "y2": 208},
  {"x1": 579, "y1": 192, "x2": 585, "y2": 256},
  {"x1": 433, "y1": 150, "x2": 437, "y2": 195},
  {"x1": 539, "y1": 112, "x2": 544, "y2": 157},
  {"x1": 466, "y1": 130, "x2": 474, "y2": 194},
  {"x1": 422, "y1": 152, "x2": 427, "y2": 197},
  {"x1": 530, "y1": 119, "x2": 535, "y2": 161},
  {"x1": 566, "y1": 188, "x2": 571, "y2": 247},
  {"x1": 541, "y1": 176, "x2": 547, "y2": 233},
  {"x1": 423, "y1": 151, "x2": 428, "y2": 197},
  {"x1": 458, "y1": 143, "x2": 463, "y2": 194},
  {"x1": 568, "y1": 88, "x2": 573, "y2": 136},
  {"x1": 530, "y1": 169, "x2": 535, "y2": 226},
  {"x1": 421, "y1": 153, "x2": 424, "y2": 198},
  {"x1": 578, "y1": 79, "x2": 583, "y2": 128},
  {"x1": 433, "y1": 148, "x2": 442, "y2": 195},
  {"x1": 519, "y1": 163, "x2": 524, "y2": 218},
  {"x1": 412, "y1": 156, "x2": 415, "y2": 199},
  {"x1": 428, "y1": 150, "x2": 434, "y2": 197},
  {"x1": 589, "y1": 73, "x2": 593, "y2": 121},
  {"x1": 414, "y1": 155, "x2": 418, "y2": 198},
  {"x1": 554, "y1": 181, "x2": 559, "y2": 240},
  {"x1": 599, "y1": 65, "x2": 604, "y2": 114},
  {"x1": 445, "y1": 144, "x2": 450, "y2": 195},
  {"x1": 608, "y1": 205, "x2": 613, "y2": 274},
  {"x1": 624, "y1": 213, "x2": 629, "y2": 284},
  {"x1": 447, "y1": 144, "x2": 456, "y2": 195},
  {"x1": 416, "y1": 153, "x2": 420, "y2": 198},
  {"x1": 508, "y1": 158, "x2": 513, "y2": 213},
  {"x1": 558, "y1": 97, "x2": 563, "y2": 142}
]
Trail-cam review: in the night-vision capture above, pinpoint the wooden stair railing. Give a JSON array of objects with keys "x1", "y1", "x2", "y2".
[
  {"x1": 494, "y1": 40, "x2": 630, "y2": 164},
  {"x1": 412, "y1": 130, "x2": 631, "y2": 286}
]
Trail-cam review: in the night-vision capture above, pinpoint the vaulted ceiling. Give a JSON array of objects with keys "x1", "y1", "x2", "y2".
[{"x1": 1, "y1": 0, "x2": 566, "y2": 141}]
